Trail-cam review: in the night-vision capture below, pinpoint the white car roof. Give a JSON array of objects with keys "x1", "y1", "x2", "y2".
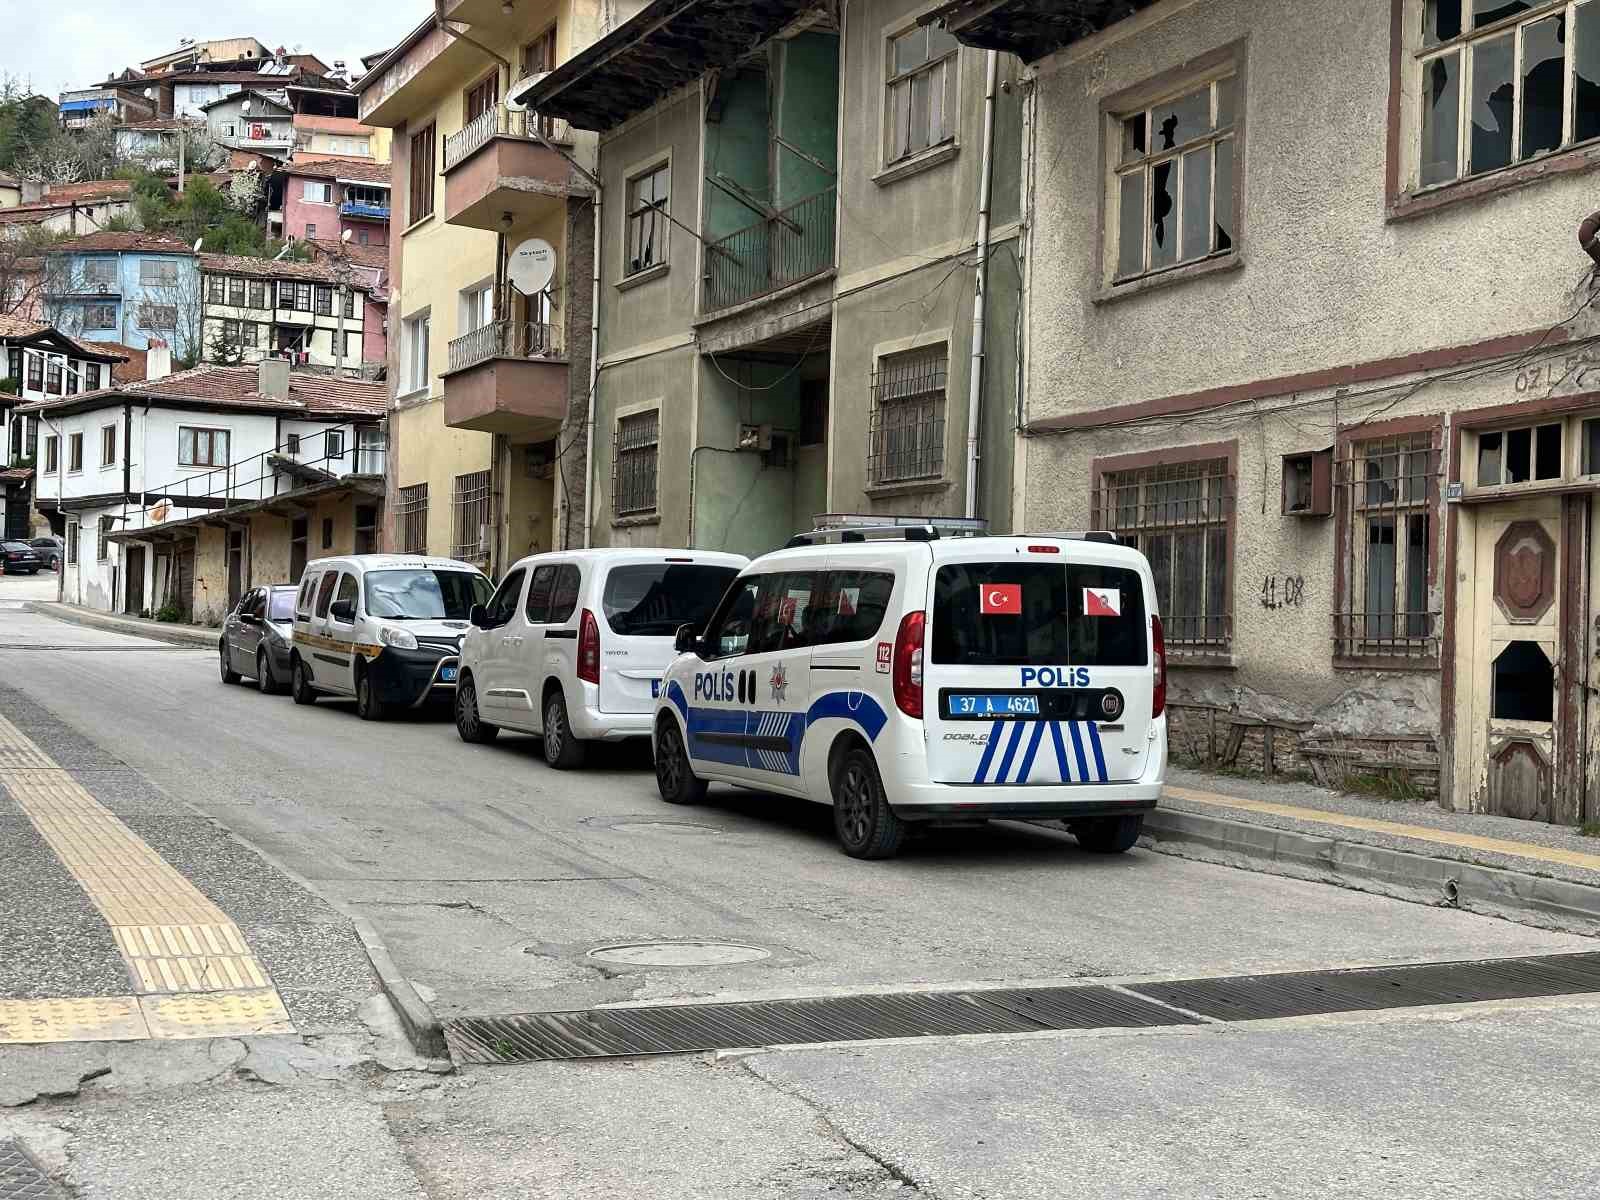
[
  {"x1": 506, "y1": 547, "x2": 749, "y2": 572},
  {"x1": 746, "y1": 534, "x2": 1149, "y2": 571},
  {"x1": 304, "y1": 555, "x2": 487, "y2": 574}
]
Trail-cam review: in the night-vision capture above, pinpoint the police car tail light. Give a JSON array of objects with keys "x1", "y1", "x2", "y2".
[
  {"x1": 578, "y1": 608, "x2": 600, "y2": 684},
  {"x1": 892, "y1": 610, "x2": 925, "y2": 719},
  {"x1": 1152, "y1": 614, "x2": 1167, "y2": 719}
]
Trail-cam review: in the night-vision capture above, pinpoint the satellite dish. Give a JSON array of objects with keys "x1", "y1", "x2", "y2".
[
  {"x1": 505, "y1": 71, "x2": 548, "y2": 113},
  {"x1": 507, "y1": 237, "x2": 555, "y2": 296},
  {"x1": 151, "y1": 499, "x2": 172, "y2": 524}
]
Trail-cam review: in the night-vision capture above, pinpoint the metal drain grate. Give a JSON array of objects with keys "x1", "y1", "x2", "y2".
[
  {"x1": 0, "y1": 1141, "x2": 65, "y2": 1200},
  {"x1": 446, "y1": 984, "x2": 1197, "y2": 1063},
  {"x1": 1127, "y1": 951, "x2": 1600, "y2": 1022}
]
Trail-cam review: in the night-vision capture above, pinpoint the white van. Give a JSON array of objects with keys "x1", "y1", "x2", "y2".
[
  {"x1": 454, "y1": 548, "x2": 748, "y2": 767},
  {"x1": 289, "y1": 555, "x2": 493, "y2": 720},
  {"x1": 652, "y1": 526, "x2": 1166, "y2": 859}
]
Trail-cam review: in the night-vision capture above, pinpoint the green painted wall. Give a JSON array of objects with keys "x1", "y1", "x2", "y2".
[
  {"x1": 703, "y1": 67, "x2": 771, "y2": 244},
  {"x1": 774, "y1": 33, "x2": 839, "y2": 208}
]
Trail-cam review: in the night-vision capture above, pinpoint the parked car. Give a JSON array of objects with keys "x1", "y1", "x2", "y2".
[
  {"x1": 652, "y1": 526, "x2": 1167, "y2": 859},
  {"x1": 218, "y1": 585, "x2": 299, "y2": 694},
  {"x1": 288, "y1": 555, "x2": 493, "y2": 720},
  {"x1": 1, "y1": 541, "x2": 42, "y2": 574},
  {"x1": 455, "y1": 548, "x2": 748, "y2": 767},
  {"x1": 29, "y1": 536, "x2": 64, "y2": 571}
]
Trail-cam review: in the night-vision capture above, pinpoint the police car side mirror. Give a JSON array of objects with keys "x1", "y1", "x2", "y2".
[
  {"x1": 674, "y1": 623, "x2": 697, "y2": 655},
  {"x1": 469, "y1": 603, "x2": 489, "y2": 629}
]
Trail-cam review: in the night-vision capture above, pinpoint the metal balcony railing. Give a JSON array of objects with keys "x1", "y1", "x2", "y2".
[
  {"x1": 340, "y1": 201, "x2": 391, "y2": 220},
  {"x1": 443, "y1": 103, "x2": 573, "y2": 172},
  {"x1": 447, "y1": 319, "x2": 561, "y2": 374},
  {"x1": 702, "y1": 186, "x2": 836, "y2": 312}
]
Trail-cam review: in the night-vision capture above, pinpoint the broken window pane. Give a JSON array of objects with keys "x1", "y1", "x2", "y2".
[
  {"x1": 1365, "y1": 518, "x2": 1398, "y2": 640},
  {"x1": 1406, "y1": 514, "x2": 1431, "y2": 637},
  {"x1": 1425, "y1": 0, "x2": 1463, "y2": 44},
  {"x1": 1578, "y1": 4, "x2": 1600, "y2": 144},
  {"x1": 1478, "y1": 430, "x2": 1502, "y2": 485},
  {"x1": 1535, "y1": 423, "x2": 1562, "y2": 480},
  {"x1": 1117, "y1": 172, "x2": 1145, "y2": 278},
  {"x1": 1583, "y1": 418, "x2": 1600, "y2": 474},
  {"x1": 1151, "y1": 87, "x2": 1210, "y2": 151},
  {"x1": 1181, "y1": 147, "x2": 1212, "y2": 260},
  {"x1": 1521, "y1": 14, "x2": 1566, "y2": 159},
  {"x1": 1470, "y1": 34, "x2": 1515, "y2": 174},
  {"x1": 1474, "y1": 0, "x2": 1533, "y2": 28},
  {"x1": 1214, "y1": 138, "x2": 1234, "y2": 252},
  {"x1": 1123, "y1": 113, "x2": 1147, "y2": 163},
  {"x1": 892, "y1": 79, "x2": 912, "y2": 159},
  {"x1": 1149, "y1": 161, "x2": 1177, "y2": 269},
  {"x1": 1421, "y1": 52, "x2": 1461, "y2": 186},
  {"x1": 894, "y1": 28, "x2": 927, "y2": 74},
  {"x1": 909, "y1": 70, "x2": 932, "y2": 154},
  {"x1": 1364, "y1": 452, "x2": 1396, "y2": 507},
  {"x1": 1506, "y1": 426, "x2": 1532, "y2": 482},
  {"x1": 1215, "y1": 76, "x2": 1236, "y2": 128},
  {"x1": 927, "y1": 25, "x2": 958, "y2": 58},
  {"x1": 1492, "y1": 640, "x2": 1553, "y2": 723}
]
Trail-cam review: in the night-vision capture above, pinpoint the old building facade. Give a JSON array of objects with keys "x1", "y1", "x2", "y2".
[{"x1": 935, "y1": 0, "x2": 1600, "y2": 823}]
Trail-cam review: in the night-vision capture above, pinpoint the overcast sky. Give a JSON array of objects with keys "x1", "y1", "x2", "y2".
[{"x1": 2, "y1": 2, "x2": 429, "y2": 98}]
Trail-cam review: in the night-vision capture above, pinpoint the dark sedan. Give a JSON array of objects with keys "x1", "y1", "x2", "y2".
[
  {"x1": 1, "y1": 542, "x2": 43, "y2": 574},
  {"x1": 30, "y1": 536, "x2": 64, "y2": 570},
  {"x1": 219, "y1": 585, "x2": 298, "y2": 693}
]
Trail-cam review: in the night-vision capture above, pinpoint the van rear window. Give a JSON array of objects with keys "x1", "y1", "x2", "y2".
[
  {"x1": 603, "y1": 564, "x2": 741, "y2": 636},
  {"x1": 932, "y1": 563, "x2": 1148, "y2": 667}
]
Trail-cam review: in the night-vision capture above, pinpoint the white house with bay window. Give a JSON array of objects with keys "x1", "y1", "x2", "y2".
[{"x1": 18, "y1": 358, "x2": 386, "y2": 620}]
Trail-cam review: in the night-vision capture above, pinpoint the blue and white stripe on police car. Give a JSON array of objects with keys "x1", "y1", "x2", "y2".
[{"x1": 972, "y1": 720, "x2": 1109, "y2": 784}]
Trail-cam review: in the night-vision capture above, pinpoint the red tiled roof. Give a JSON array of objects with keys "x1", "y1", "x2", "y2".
[
  {"x1": 0, "y1": 467, "x2": 35, "y2": 482},
  {"x1": 0, "y1": 314, "x2": 128, "y2": 362},
  {"x1": 49, "y1": 232, "x2": 194, "y2": 255},
  {"x1": 0, "y1": 314, "x2": 46, "y2": 339},
  {"x1": 0, "y1": 209, "x2": 55, "y2": 227},
  {"x1": 305, "y1": 239, "x2": 387, "y2": 272},
  {"x1": 17, "y1": 363, "x2": 386, "y2": 418},
  {"x1": 291, "y1": 114, "x2": 374, "y2": 134},
  {"x1": 281, "y1": 158, "x2": 390, "y2": 184},
  {"x1": 199, "y1": 251, "x2": 373, "y2": 290},
  {"x1": 42, "y1": 180, "x2": 133, "y2": 203}
]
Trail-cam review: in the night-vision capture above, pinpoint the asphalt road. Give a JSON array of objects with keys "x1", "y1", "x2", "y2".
[{"x1": 4, "y1": 584, "x2": 1600, "y2": 1198}]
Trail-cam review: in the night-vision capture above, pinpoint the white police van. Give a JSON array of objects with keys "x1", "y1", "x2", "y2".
[{"x1": 652, "y1": 520, "x2": 1166, "y2": 859}]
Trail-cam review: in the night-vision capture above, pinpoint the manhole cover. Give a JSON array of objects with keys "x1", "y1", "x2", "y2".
[{"x1": 587, "y1": 941, "x2": 772, "y2": 967}]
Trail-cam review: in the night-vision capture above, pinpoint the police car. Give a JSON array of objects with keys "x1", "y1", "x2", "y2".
[{"x1": 651, "y1": 520, "x2": 1167, "y2": 859}]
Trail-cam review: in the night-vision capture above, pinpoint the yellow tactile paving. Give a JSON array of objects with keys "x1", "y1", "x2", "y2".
[
  {"x1": 0, "y1": 996, "x2": 149, "y2": 1043},
  {"x1": 1167, "y1": 785, "x2": 1600, "y2": 873},
  {"x1": 0, "y1": 720, "x2": 296, "y2": 1041}
]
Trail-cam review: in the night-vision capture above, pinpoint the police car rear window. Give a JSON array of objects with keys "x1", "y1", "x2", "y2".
[{"x1": 932, "y1": 563, "x2": 1148, "y2": 667}]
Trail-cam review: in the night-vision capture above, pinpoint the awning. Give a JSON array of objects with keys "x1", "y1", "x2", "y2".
[
  {"x1": 61, "y1": 99, "x2": 114, "y2": 113},
  {"x1": 512, "y1": 0, "x2": 822, "y2": 132},
  {"x1": 922, "y1": 0, "x2": 1160, "y2": 63}
]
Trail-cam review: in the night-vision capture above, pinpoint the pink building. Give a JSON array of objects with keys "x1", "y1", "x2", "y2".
[
  {"x1": 273, "y1": 158, "x2": 391, "y2": 249},
  {"x1": 306, "y1": 239, "x2": 389, "y2": 368}
]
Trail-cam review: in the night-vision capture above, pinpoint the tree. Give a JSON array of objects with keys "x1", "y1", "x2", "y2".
[
  {"x1": 0, "y1": 226, "x2": 60, "y2": 321},
  {"x1": 205, "y1": 322, "x2": 247, "y2": 366},
  {"x1": 124, "y1": 171, "x2": 288, "y2": 258},
  {"x1": 0, "y1": 75, "x2": 56, "y2": 172}
]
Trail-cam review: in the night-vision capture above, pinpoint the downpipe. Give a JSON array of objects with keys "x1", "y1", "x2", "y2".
[
  {"x1": 582, "y1": 188, "x2": 601, "y2": 548},
  {"x1": 964, "y1": 50, "x2": 999, "y2": 521}
]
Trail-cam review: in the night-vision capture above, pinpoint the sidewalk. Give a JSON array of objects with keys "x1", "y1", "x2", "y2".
[
  {"x1": 28, "y1": 602, "x2": 218, "y2": 648},
  {"x1": 1147, "y1": 766, "x2": 1600, "y2": 936}
]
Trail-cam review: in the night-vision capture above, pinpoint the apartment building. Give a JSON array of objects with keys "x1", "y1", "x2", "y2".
[
  {"x1": 274, "y1": 159, "x2": 393, "y2": 248},
  {"x1": 198, "y1": 253, "x2": 372, "y2": 369},
  {"x1": 518, "y1": 0, "x2": 1023, "y2": 557},
  {"x1": 202, "y1": 90, "x2": 296, "y2": 152},
  {"x1": 21, "y1": 358, "x2": 386, "y2": 620},
  {"x1": 356, "y1": 0, "x2": 620, "y2": 569},
  {"x1": 292, "y1": 115, "x2": 391, "y2": 163},
  {"x1": 934, "y1": 0, "x2": 1600, "y2": 824}
]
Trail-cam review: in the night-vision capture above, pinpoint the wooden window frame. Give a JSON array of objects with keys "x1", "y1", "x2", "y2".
[
  {"x1": 100, "y1": 423, "x2": 116, "y2": 469},
  {"x1": 408, "y1": 121, "x2": 437, "y2": 225},
  {"x1": 464, "y1": 70, "x2": 500, "y2": 125},
  {"x1": 67, "y1": 431, "x2": 84, "y2": 473},
  {"x1": 883, "y1": 20, "x2": 960, "y2": 167},
  {"x1": 613, "y1": 408, "x2": 660, "y2": 517},
  {"x1": 623, "y1": 160, "x2": 670, "y2": 279},
  {"x1": 178, "y1": 425, "x2": 230, "y2": 468}
]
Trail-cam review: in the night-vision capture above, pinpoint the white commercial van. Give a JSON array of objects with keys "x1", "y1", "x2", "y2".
[
  {"x1": 454, "y1": 548, "x2": 748, "y2": 767},
  {"x1": 652, "y1": 525, "x2": 1166, "y2": 859},
  {"x1": 289, "y1": 555, "x2": 493, "y2": 720}
]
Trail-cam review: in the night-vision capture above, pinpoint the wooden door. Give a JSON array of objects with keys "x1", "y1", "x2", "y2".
[
  {"x1": 1469, "y1": 497, "x2": 1563, "y2": 821},
  {"x1": 125, "y1": 546, "x2": 145, "y2": 615},
  {"x1": 175, "y1": 547, "x2": 195, "y2": 623}
]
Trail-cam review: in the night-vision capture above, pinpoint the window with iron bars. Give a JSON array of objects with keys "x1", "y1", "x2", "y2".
[
  {"x1": 452, "y1": 470, "x2": 492, "y2": 562},
  {"x1": 869, "y1": 346, "x2": 947, "y2": 485},
  {"x1": 1098, "y1": 458, "x2": 1233, "y2": 654},
  {"x1": 613, "y1": 410, "x2": 659, "y2": 517},
  {"x1": 396, "y1": 483, "x2": 429, "y2": 555},
  {"x1": 1335, "y1": 431, "x2": 1441, "y2": 662}
]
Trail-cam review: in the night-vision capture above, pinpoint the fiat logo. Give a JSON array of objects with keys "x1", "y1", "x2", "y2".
[{"x1": 1100, "y1": 692, "x2": 1123, "y2": 720}]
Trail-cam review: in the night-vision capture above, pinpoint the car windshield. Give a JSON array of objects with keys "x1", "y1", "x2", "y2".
[
  {"x1": 602, "y1": 563, "x2": 742, "y2": 637},
  {"x1": 364, "y1": 569, "x2": 490, "y2": 620},
  {"x1": 268, "y1": 591, "x2": 296, "y2": 621}
]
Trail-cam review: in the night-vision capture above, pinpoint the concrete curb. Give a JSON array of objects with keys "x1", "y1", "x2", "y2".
[
  {"x1": 348, "y1": 914, "x2": 451, "y2": 1061},
  {"x1": 30, "y1": 602, "x2": 217, "y2": 649},
  {"x1": 1142, "y1": 808, "x2": 1600, "y2": 937}
]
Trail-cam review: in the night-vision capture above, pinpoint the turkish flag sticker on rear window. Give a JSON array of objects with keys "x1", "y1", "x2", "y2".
[
  {"x1": 1084, "y1": 587, "x2": 1122, "y2": 617},
  {"x1": 979, "y1": 583, "x2": 1022, "y2": 615}
]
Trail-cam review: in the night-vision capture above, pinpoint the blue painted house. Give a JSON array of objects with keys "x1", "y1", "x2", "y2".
[{"x1": 44, "y1": 232, "x2": 202, "y2": 361}]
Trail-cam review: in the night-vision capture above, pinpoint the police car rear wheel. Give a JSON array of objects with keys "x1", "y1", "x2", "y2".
[
  {"x1": 655, "y1": 719, "x2": 706, "y2": 805},
  {"x1": 219, "y1": 644, "x2": 241, "y2": 685},
  {"x1": 456, "y1": 676, "x2": 499, "y2": 744},
  {"x1": 833, "y1": 747, "x2": 905, "y2": 860},
  {"x1": 542, "y1": 692, "x2": 586, "y2": 769},
  {"x1": 1072, "y1": 815, "x2": 1143, "y2": 854}
]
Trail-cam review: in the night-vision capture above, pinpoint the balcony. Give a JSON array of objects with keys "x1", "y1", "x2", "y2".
[
  {"x1": 442, "y1": 319, "x2": 568, "y2": 436},
  {"x1": 442, "y1": 104, "x2": 586, "y2": 232},
  {"x1": 702, "y1": 187, "x2": 836, "y2": 312},
  {"x1": 340, "y1": 200, "x2": 391, "y2": 221}
]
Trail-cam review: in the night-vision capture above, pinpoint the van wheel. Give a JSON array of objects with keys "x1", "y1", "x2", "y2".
[
  {"x1": 1072, "y1": 815, "x2": 1144, "y2": 854},
  {"x1": 219, "y1": 643, "x2": 241, "y2": 685},
  {"x1": 356, "y1": 666, "x2": 387, "y2": 722},
  {"x1": 290, "y1": 657, "x2": 318, "y2": 706},
  {"x1": 257, "y1": 649, "x2": 282, "y2": 695},
  {"x1": 542, "y1": 692, "x2": 586, "y2": 769},
  {"x1": 455, "y1": 675, "x2": 499, "y2": 744},
  {"x1": 832, "y1": 747, "x2": 905, "y2": 860},
  {"x1": 655, "y1": 718, "x2": 706, "y2": 805}
]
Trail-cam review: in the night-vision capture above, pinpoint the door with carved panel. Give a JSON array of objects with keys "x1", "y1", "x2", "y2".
[{"x1": 1468, "y1": 497, "x2": 1563, "y2": 821}]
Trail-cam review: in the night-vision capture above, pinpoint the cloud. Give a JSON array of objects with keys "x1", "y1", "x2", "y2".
[{"x1": 2, "y1": 2, "x2": 427, "y2": 97}]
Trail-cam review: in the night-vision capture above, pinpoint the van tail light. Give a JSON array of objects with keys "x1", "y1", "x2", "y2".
[
  {"x1": 892, "y1": 610, "x2": 925, "y2": 719},
  {"x1": 1151, "y1": 614, "x2": 1167, "y2": 719},
  {"x1": 578, "y1": 608, "x2": 600, "y2": 684}
]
